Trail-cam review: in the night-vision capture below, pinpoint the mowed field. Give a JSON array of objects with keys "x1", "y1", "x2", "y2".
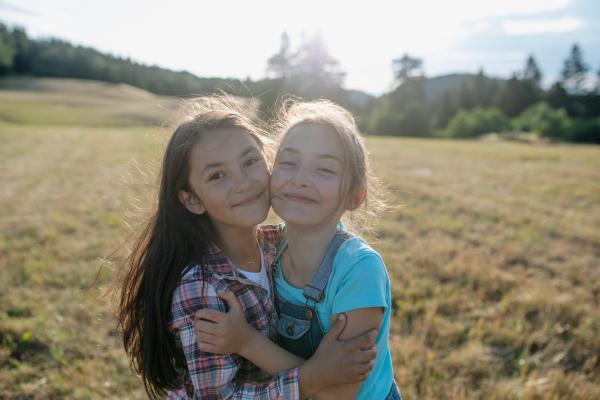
[{"x1": 1, "y1": 78, "x2": 599, "y2": 399}]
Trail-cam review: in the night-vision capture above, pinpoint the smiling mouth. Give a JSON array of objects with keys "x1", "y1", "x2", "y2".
[
  {"x1": 233, "y1": 192, "x2": 262, "y2": 207},
  {"x1": 284, "y1": 193, "x2": 316, "y2": 204}
]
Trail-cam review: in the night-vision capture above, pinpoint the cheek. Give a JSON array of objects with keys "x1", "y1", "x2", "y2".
[
  {"x1": 255, "y1": 165, "x2": 271, "y2": 189},
  {"x1": 269, "y1": 169, "x2": 287, "y2": 192},
  {"x1": 316, "y1": 177, "x2": 342, "y2": 200},
  {"x1": 202, "y1": 185, "x2": 229, "y2": 208}
]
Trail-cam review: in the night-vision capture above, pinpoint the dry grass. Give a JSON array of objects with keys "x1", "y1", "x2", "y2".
[
  {"x1": 1, "y1": 79, "x2": 599, "y2": 399},
  {"x1": 0, "y1": 77, "x2": 182, "y2": 126},
  {"x1": 368, "y1": 137, "x2": 600, "y2": 399}
]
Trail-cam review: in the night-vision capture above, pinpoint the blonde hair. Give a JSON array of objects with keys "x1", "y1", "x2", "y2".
[{"x1": 271, "y1": 98, "x2": 388, "y2": 236}]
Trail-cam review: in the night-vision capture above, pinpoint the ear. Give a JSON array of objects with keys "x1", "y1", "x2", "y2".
[
  {"x1": 178, "y1": 190, "x2": 206, "y2": 215},
  {"x1": 344, "y1": 187, "x2": 366, "y2": 211}
]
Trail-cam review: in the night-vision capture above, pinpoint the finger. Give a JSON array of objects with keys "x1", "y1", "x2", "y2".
[
  {"x1": 323, "y1": 314, "x2": 346, "y2": 342},
  {"x1": 357, "y1": 344, "x2": 378, "y2": 362},
  {"x1": 354, "y1": 359, "x2": 375, "y2": 375},
  {"x1": 195, "y1": 319, "x2": 220, "y2": 335},
  {"x1": 350, "y1": 329, "x2": 378, "y2": 350},
  {"x1": 194, "y1": 331, "x2": 219, "y2": 345},
  {"x1": 217, "y1": 289, "x2": 244, "y2": 313},
  {"x1": 354, "y1": 372, "x2": 370, "y2": 383},
  {"x1": 195, "y1": 308, "x2": 225, "y2": 323},
  {"x1": 197, "y1": 341, "x2": 219, "y2": 354}
]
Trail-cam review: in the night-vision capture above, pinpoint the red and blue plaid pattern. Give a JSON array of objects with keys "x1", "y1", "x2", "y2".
[{"x1": 168, "y1": 224, "x2": 299, "y2": 399}]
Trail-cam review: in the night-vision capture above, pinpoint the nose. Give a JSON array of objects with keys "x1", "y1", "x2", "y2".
[
  {"x1": 291, "y1": 164, "x2": 311, "y2": 188},
  {"x1": 232, "y1": 170, "x2": 252, "y2": 192}
]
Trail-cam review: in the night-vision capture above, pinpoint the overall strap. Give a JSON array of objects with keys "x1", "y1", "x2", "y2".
[{"x1": 303, "y1": 230, "x2": 353, "y2": 303}]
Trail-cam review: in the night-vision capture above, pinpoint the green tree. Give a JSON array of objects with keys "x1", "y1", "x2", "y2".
[
  {"x1": 433, "y1": 89, "x2": 459, "y2": 128},
  {"x1": 471, "y1": 69, "x2": 498, "y2": 108},
  {"x1": 388, "y1": 79, "x2": 426, "y2": 113},
  {"x1": 513, "y1": 102, "x2": 572, "y2": 139},
  {"x1": 0, "y1": 23, "x2": 16, "y2": 73},
  {"x1": 571, "y1": 117, "x2": 600, "y2": 143},
  {"x1": 396, "y1": 102, "x2": 432, "y2": 137},
  {"x1": 493, "y1": 76, "x2": 541, "y2": 117},
  {"x1": 444, "y1": 107, "x2": 511, "y2": 138},
  {"x1": 523, "y1": 55, "x2": 542, "y2": 86},
  {"x1": 292, "y1": 32, "x2": 345, "y2": 87},
  {"x1": 267, "y1": 32, "x2": 292, "y2": 79},
  {"x1": 11, "y1": 27, "x2": 32, "y2": 73},
  {"x1": 561, "y1": 44, "x2": 589, "y2": 93},
  {"x1": 392, "y1": 53, "x2": 424, "y2": 85},
  {"x1": 457, "y1": 79, "x2": 475, "y2": 110}
]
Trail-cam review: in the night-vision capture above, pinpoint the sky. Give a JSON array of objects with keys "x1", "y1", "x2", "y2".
[{"x1": 1, "y1": 0, "x2": 599, "y2": 95}]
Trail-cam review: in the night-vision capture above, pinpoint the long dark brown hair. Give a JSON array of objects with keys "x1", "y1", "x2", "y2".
[{"x1": 92, "y1": 96, "x2": 272, "y2": 398}]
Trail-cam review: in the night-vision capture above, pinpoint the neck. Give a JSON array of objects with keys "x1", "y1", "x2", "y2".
[
  {"x1": 212, "y1": 223, "x2": 261, "y2": 273},
  {"x1": 282, "y1": 219, "x2": 340, "y2": 287}
]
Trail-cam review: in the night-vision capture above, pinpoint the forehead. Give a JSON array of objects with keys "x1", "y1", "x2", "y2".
[
  {"x1": 282, "y1": 123, "x2": 344, "y2": 160},
  {"x1": 190, "y1": 128, "x2": 261, "y2": 165}
]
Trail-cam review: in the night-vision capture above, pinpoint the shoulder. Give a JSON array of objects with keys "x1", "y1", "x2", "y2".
[
  {"x1": 336, "y1": 236, "x2": 384, "y2": 269},
  {"x1": 331, "y1": 235, "x2": 388, "y2": 285},
  {"x1": 179, "y1": 263, "x2": 206, "y2": 284},
  {"x1": 170, "y1": 264, "x2": 223, "y2": 331},
  {"x1": 329, "y1": 236, "x2": 390, "y2": 314}
]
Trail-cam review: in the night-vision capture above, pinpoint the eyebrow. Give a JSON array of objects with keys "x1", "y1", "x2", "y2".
[
  {"x1": 201, "y1": 146, "x2": 258, "y2": 173},
  {"x1": 279, "y1": 147, "x2": 343, "y2": 164}
]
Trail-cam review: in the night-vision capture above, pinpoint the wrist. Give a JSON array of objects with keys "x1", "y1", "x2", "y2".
[
  {"x1": 298, "y1": 357, "x2": 325, "y2": 396},
  {"x1": 237, "y1": 324, "x2": 262, "y2": 358}
]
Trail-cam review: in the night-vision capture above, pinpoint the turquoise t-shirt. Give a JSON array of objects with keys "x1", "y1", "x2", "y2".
[{"x1": 274, "y1": 236, "x2": 394, "y2": 400}]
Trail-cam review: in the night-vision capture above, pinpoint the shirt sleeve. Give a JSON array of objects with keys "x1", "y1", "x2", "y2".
[
  {"x1": 170, "y1": 277, "x2": 300, "y2": 400},
  {"x1": 330, "y1": 249, "x2": 389, "y2": 315}
]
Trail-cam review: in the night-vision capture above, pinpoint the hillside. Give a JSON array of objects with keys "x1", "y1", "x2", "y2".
[
  {"x1": 0, "y1": 77, "x2": 259, "y2": 126},
  {"x1": 425, "y1": 73, "x2": 474, "y2": 100}
]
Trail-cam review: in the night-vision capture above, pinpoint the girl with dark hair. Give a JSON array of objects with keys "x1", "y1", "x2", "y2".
[
  {"x1": 96, "y1": 97, "x2": 377, "y2": 400},
  {"x1": 193, "y1": 100, "x2": 401, "y2": 400}
]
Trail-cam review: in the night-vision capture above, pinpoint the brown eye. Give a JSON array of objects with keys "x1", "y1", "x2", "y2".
[{"x1": 209, "y1": 173, "x2": 225, "y2": 181}]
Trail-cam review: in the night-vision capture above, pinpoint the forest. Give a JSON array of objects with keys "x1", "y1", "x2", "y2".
[{"x1": 0, "y1": 24, "x2": 599, "y2": 143}]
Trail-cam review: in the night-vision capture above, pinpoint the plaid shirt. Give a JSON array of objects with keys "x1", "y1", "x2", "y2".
[{"x1": 168, "y1": 224, "x2": 299, "y2": 400}]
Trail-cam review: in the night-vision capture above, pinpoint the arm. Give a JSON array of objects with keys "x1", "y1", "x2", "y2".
[
  {"x1": 314, "y1": 249, "x2": 390, "y2": 400},
  {"x1": 312, "y1": 307, "x2": 383, "y2": 400},
  {"x1": 195, "y1": 290, "x2": 378, "y2": 399},
  {"x1": 172, "y1": 279, "x2": 302, "y2": 400}
]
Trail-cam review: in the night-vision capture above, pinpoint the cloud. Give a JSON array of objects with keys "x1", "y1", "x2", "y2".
[
  {"x1": 0, "y1": 1, "x2": 37, "y2": 16},
  {"x1": 502, "y1": 17, "x2": 583, "y2": 35}
]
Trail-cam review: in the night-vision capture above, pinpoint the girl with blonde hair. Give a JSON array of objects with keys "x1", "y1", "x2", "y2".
[{"x1": 195, "y1": 99, "x2": 401, "y2": 399}]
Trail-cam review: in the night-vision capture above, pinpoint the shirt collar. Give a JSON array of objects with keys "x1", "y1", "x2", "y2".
[{"x1": 204, "y1": 224, "x2": 283, "y2": 278}]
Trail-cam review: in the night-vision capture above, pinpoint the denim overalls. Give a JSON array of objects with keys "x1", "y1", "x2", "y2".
[{"x1": 272, "y1": 230, "x2": 402, "y2": 400}]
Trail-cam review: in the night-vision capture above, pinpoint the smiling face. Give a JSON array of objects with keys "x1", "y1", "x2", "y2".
[
  {"x1": 178, "y1": 128, "x2": 271, "y2": 230},
  {"x1": 270, "y1": 123, "x2": 348, "y2": 228}
]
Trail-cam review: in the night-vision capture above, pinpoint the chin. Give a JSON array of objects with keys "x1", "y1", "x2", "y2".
[
  {"x1": 279, "y1": 213, "x2": 317, "y2": 226},
  {"x1": 243, "y1": 206, "x2": 271, "y2": 226}
]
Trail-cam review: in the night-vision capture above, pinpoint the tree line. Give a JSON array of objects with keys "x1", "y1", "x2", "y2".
[
  {"x1": 366, "y1": 45, "x2": 600, "y2": 143},
  {"x1": 0, "y1": 23, "x2": 598, "y2": 143}
]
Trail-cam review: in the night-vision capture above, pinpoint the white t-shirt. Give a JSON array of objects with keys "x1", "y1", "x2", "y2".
[{"x1": 238, "y1": 245, "x2": 270, "y2": 295}]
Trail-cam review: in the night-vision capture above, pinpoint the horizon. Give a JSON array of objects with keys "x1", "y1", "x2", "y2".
[{"x1": 1, "y1": 0, "x2": 599, "y2": 96}]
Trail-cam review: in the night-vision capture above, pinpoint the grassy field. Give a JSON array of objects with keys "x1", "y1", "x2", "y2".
[{"x1": 1, "y1": 78, "x2": 599, "y2": 399}]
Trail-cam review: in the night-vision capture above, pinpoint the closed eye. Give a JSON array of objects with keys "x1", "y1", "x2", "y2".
[{"x1": 318, "y1": 168, "x2": 335, "y2": 174}]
